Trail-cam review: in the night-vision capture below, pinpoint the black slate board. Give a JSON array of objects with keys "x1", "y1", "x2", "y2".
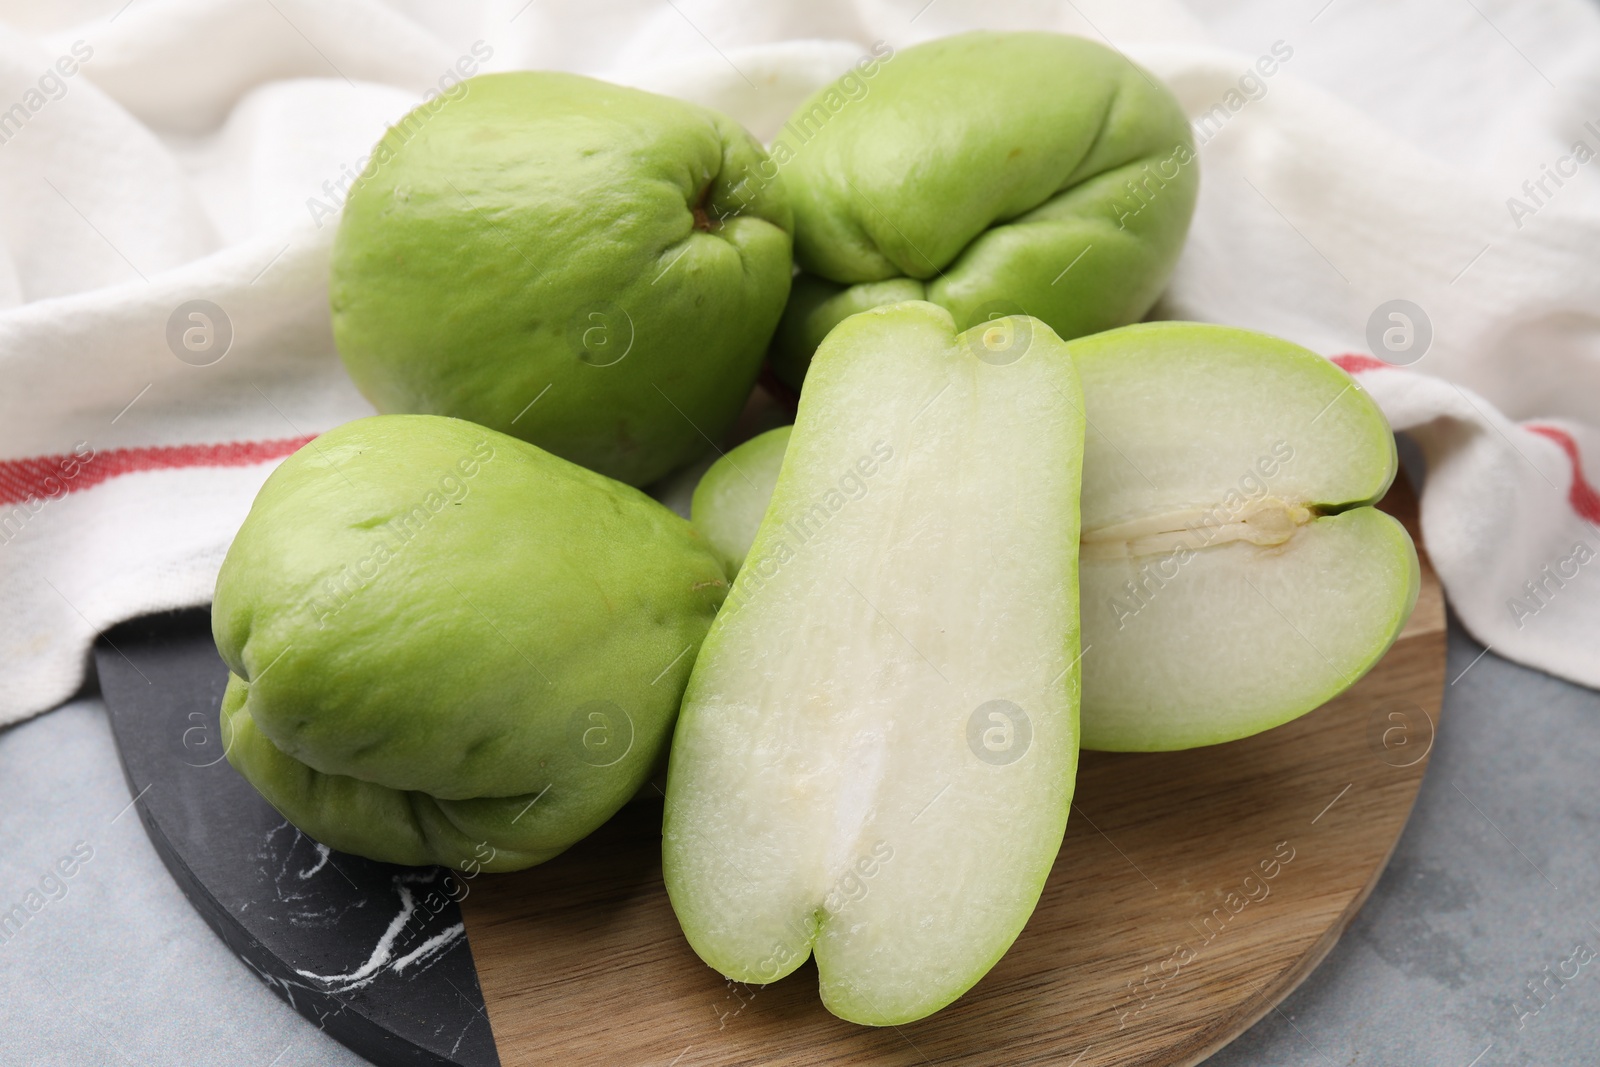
[{"x1": 94, "y1": 608, "x2": 499, "y2": 1067}]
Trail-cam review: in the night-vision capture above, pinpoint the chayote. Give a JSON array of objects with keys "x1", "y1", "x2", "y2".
[
  {"x1": 212, "y1": 415, "x2": 728, "y2": 872},
  {"x1": 689, "y1": 424, "x2": 792, "y2": 576},
  {"x1": 330, "y1": 73, "x2": 794, "y2": 487},
  {"x1": 769, "y1": 31, "x2": 1197, "y2": 389}
]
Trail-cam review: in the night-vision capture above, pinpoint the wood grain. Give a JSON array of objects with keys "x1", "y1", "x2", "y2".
[{"x1": 462, "y1": 476, "x2": 1445, "y2": 1066}]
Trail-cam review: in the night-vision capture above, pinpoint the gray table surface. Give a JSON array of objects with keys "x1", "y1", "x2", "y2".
[{"x1": 1, "y1": 618, "x2": 1595, "y2": 1066}]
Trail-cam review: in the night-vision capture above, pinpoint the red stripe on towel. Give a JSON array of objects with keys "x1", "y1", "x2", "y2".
[
  {"x1": 0, "y1": 435, "x2": 313, "y2": 507},
  {"x1": 1528, "y1": 425, "x2": 1600, "y2": 525},
  {"x1": 1330, "y1": 354, "x2": 1394, "y2": 375}
]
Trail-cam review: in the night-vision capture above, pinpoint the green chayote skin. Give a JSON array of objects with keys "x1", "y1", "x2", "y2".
[
  {"x1": 770, "y1": 31, "x2": 1197, "y2": 390},
  {"x1": 212, "y1": 415, "x2": 728, "y2": 872},
  {"x1": 330, "y1": 73, "x2": 794, "y2": 487},
  {"x1": 690, "y1": 425, "x2": 792, "y2": 576}
]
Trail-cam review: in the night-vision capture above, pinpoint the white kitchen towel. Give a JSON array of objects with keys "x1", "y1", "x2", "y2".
[{"x1": 1, "y1": 0, "x2": 1597, "y2": 726}]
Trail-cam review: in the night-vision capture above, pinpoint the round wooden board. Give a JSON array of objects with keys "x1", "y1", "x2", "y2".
[{"x1": 460, "y1": 476, "x2": 1445, "y2": 1066}]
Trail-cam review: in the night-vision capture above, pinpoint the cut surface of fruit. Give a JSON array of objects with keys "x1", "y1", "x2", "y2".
[
  {"x1": 1071, "y1": 322, "x2": 1419, "y2": 750},
  {"x1": 663, "y1": 301, "x2": 1084, "y2": 1026},
  {"x1": 694, "y1": 321, "x2": 1420, "y2": 754}
]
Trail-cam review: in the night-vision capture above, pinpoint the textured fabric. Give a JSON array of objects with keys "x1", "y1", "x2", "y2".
[{"x1": 1, "y1": 0, "x2": 1598, "y2": 727}]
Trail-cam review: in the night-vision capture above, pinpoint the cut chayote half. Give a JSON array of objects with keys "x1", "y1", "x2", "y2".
[
  {"x1": 690, "y1": 321, "x2": 1419, "y2": 753},
  {"x1": 769, "y1": 31, "x2": 1197, "y2": 389},
  {"x1": 665, "y1": 302, "x2": 1084, "y2": 1025},
  {"x1": 212, "y1": 415, "x2": 727, "y2": 872},
  {"x1": 331, "y1": 73, "x2": 794, "y2": 487}
]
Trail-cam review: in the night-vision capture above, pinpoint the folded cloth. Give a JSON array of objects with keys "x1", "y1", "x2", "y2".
[{"x1": 1, "y1": 0, "x2": 1597, "y2": 727}]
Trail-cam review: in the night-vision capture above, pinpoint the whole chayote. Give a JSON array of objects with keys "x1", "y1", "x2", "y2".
[
  {"x1": 212, "y1": 415, "x2": 728, "y2": 872},
  {"x1": 689, "y1": 424, "x2": 791, "y2": 576},
  {"x1": 769, "y1": 31, "x2": 1198, "y2": 389},
  {"x1": 330, "y1": 73, "x2": 794, "y2": 487}
]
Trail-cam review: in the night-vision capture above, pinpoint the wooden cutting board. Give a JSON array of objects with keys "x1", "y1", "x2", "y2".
[{"x1": 460, "y1": 476, "x2": 1446, "y2": 1066}]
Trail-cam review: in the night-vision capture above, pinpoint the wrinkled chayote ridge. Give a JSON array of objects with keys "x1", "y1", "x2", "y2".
[
  {"x1": 212, "y1": 415, "x2": 727, "y2": 872},
  {"x1": 770, "y1": 31, "x2": 1198, "y2": 389},
  {"x1": 331, "y1": 72, "x2": 794, "y2": 487}
]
